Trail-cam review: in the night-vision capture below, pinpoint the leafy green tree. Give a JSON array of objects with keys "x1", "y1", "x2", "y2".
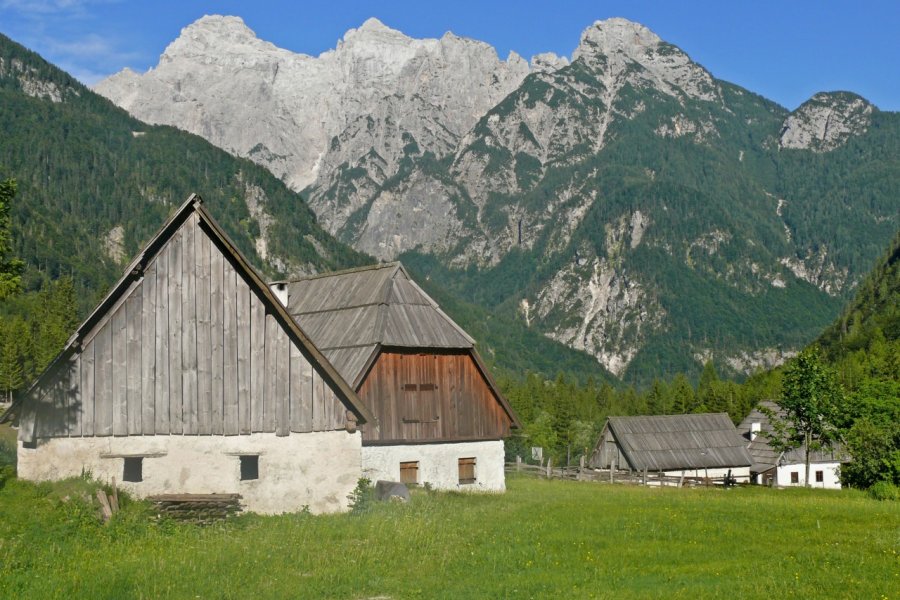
[
  {"x1": 0, "y1": 323, "x2": 23, "y2": 402},
  {"x1": 768, "y1": 347, "x2": 844, "y2": 487},
  {"x1": 526, "y1": 411, "x2": 558, "y2": 465}
]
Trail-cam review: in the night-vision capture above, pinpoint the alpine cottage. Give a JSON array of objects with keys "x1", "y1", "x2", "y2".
[
  {"x1": 11, "y1": 195, "x2": 374, "y2": 514},
  {"x1": 738, "y1": 401, "x2": 846, "y2": 488},
  {"x1": 589, "y1": 413, "x2": 753, "y2": 482},
  {"x1": 273, "y1": 263, "x2": 521, "y2": 491}
]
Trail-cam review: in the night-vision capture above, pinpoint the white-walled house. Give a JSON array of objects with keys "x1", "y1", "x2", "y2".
[
  {"x1": 738, "y1": 402, "x2": 846, "y2": 489},
  {"x1": 589, "y1": 413, "x2": 753, "y2": 482},
  {"x1": 8, "y1": 196, "x2": 374, "y2": 514},
  {"x1": 273, "y1": 263, "x2": 521, "y2": 492}
]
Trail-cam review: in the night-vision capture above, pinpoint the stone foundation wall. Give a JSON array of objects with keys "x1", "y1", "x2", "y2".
[{"x1": 18, "y1": 431, "x2": 362, "y2": 514}]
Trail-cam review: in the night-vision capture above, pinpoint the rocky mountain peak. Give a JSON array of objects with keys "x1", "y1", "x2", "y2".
[
  {"x1": 160, "y1": 14, "x2": 284, "y2": 65},
  {"x1": 572, "y1": 17, "x2": 718, "y2": 102},
  {"x1": 574, "y1": 17, "x2": 662, "y2": 59},
  {"x1": 779, "y1": 91, "x2": 874, "y2": 152}
]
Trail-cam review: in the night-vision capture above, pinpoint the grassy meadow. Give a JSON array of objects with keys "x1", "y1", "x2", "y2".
[{"x1": 0, "y1": 456, "x2": 897, "y2": 599}]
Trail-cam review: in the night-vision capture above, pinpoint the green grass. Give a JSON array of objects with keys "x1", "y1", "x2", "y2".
[{"x1": 0, "y1": 475, "x2": 897, "y2": 599}]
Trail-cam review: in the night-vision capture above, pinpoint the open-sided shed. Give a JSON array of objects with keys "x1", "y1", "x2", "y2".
[{"x1": 589, "y1": 413, "x2": 752, "y2": 481}]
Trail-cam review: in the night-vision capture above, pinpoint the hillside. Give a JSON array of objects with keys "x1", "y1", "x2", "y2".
[
  {"x1": 818, "y1": 230, "x2": 900, "y2": 358},
  {"x1": 0, "y1": 32, "x2": 371, "y2": 310},
  {"x1": 96, "y1": 16, "x2": 900, "y2": 383},
  {"x1": 0, "y1": 32, "x2": 607, "y2": 389}
]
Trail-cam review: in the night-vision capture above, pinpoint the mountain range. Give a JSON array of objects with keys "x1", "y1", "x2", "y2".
[{"x1": 11, "y1": 16, "x2": 900, "y2": 383}]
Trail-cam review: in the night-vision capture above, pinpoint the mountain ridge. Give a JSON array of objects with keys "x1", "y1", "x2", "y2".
[{"x1": 93, "y1": 16, "x2": 899, "y2": 382}]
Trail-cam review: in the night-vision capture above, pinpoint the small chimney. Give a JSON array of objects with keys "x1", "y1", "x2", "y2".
[
  {"x1": 270, "y1": 282, "x2": 288, "y2": 307},
  {"x1": 750, "y1": 422, "x2": 761, "y2": 441}
]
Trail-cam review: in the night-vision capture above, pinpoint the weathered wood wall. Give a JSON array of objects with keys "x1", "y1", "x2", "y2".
[
  {"x1": 358, "y1": 350, "x2": 512, "y2": 444},
  {"x1": 30, "y1": 213, "x2": 347, "y2": 439}
]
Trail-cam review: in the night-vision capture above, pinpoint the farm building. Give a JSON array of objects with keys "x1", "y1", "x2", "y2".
[
  {"x1": 272, "y1": 263, "x2": 521, "y2": 491},
  {"x1": 9, "y1": 195, "x2": 374, "y2": 514},
  {"x1": 737, "y1": 401, "x2": 846, "y2": 488},
  {"x1": 589, "y1": 413, "x2": 752, "y2": 481}
]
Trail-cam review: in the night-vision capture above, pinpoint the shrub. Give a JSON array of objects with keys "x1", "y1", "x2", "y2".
[
  {"x1": 347, "y1": 477, "x2": 374, "y2": 514},
  {"x1": 868, "y1": 481, "x2": 900, "y2": 501}
]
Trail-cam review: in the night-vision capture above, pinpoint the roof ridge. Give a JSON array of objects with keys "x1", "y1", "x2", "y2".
[{"x1": 272, "y1": 261, "x2": 401, "y2": 284}]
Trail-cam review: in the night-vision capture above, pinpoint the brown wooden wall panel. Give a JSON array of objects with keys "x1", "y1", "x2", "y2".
[
  {"x1": 358, "y1": 350, "x2": 511, "y2": 444},
  {"x1": 31, "y1": 213, "x2": 351, "y2": 439}
]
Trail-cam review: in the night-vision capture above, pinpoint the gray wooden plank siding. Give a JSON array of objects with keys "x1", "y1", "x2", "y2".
[
  {"x1": 32, "y1": 214, "x2": 348, "y2": 439},
  {"x1": 181, "y1": 214, "x2": 198, "y2": 435},
  {"x1": 111, "y1": 303, "x2": 127, "y2": 436},
  {"x1": 141, "y1": 264, "x2": 156, "y2": 433},
  {"x1": 222, "y1": 259, "x2": 239, "y2": 436},
  {"x1": 154, "y1": 244, "x2": 170, "y2": 433},
  {"x1": 195, "y1": 230, "x2": 212, "y2": 435},
  {"x1": 249, "y1": 293, "x2": 265, "y2": 432},
  {"x1": 168, "y1": 227, "x2": 183, "y2": 434}
]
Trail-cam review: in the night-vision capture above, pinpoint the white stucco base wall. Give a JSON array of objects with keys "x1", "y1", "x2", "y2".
[
  {"x1": 362, "y1": 440, "x2": 506, "y2": 492},
  {"x1": 775, "y1": 462, "x2": 842, "y2": 489},
  {"x1": 18, "y1": 431, "x2": 362, "y2": 514}
]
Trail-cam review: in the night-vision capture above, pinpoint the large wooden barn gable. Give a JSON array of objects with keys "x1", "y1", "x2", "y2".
[{"x1": 19, "y1": 197, "x2": 370, "y2": 443}]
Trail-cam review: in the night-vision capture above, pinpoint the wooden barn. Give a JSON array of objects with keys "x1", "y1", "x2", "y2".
[
  {"x1": 272, "y1": 263, "x2": 520, "y2": 491},
  {"x1": 738, "y1": 401, "x2": 846, "y2": 488},
  {"x1": 589, "y1": 414, "x2": 752, "y2": 481},
  {"x1": 10, "y1": 195, "x2": 374, "y2": 514}
]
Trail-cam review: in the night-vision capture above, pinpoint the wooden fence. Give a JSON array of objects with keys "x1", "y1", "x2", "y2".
[{"x1": 505, "y1": 456, "x2": 738, "y2": 488}]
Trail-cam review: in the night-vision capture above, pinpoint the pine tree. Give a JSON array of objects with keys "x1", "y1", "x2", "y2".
[
  {"x1": 0, "y1": 179, "x2": 23, "y2": 300},
  {"x1": 0, "y1": 324, "x2": 23, "y2": 403}
]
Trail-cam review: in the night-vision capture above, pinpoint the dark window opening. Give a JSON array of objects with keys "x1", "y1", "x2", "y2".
[
  {"x1": 123, "y1": 457, "x2": 143, "y2": 483},
  {"x1": 815, "y1": 470, "x2": 824, "y2": 483},
  {"x1": 790, "y1": 471, "x2": 799, "y2": 484},
  {"x1": 459, "y1": 457, "x2": 476, "y2": 484},
  {"x1": 400, "y1": 461, "x2": 419, "y2": 485},
  {"x1": 240, "y1": 455, "x2": 259, "y2": 481}
]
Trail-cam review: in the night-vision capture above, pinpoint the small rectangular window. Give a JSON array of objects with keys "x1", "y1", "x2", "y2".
[
  {"x1": 459, "y1": 457, "x2": 476, "y2": 484},
  {"x1": 815, "y1": 470, "x2": 824, "y2": 483},
  {"x1": 400, "y1": 461, "x2": 419, "y2": 485},
  {"x1": 240, "y1": 455, "x2": 259, "y2": 481},
  {"x1": 123, "y1": 457, "x2": 143, "y2": 483},
  {"x1": 790, "y1": 471, "x2": 799, "y2": 484}
]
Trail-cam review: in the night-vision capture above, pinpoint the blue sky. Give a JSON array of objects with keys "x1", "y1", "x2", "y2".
[{"x1": 1, "y1": 0, "x2": 898, "y2": 110}]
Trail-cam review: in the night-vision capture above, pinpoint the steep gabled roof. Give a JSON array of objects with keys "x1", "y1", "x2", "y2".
[
  {"x1": 737, "y1": 401, "x2": 848, "y2": 472},
  {"x1": 604, "y1": 413, "x2": 753, "y2": 472},
  {"x1": 276, "y1": 262, "x2": 520, "y2": 429},
  {"x1": 277, "y1": 262, "x2": 474, "y2": 386},
  {"x1": 3, "y1": 195, "x2": 373, "y2": 431}
]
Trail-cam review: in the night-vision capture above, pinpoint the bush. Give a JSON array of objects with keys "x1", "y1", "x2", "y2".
[
  {"x1": 347, "y1": 477, "x2": 374, "y2": 514},
  {"x1": 868, "y1": 481, "x2": 900, "y2": 501}
]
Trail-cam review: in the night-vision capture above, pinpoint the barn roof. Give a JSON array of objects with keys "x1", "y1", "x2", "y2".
[
  {"x1": 2, "y1": 195, "x2": 374, "y2": 430},
  {"x1": 737, "y1": 401, "x2": 847, "y2": 472},
  {"x1": 276, "y1": 262, "x2": 474, "y2": 386},
  {"x1": 275, "y1": 262, "x2": 520, "y2": 428},
  {"x1": 604, "y1": 413, "x2": 753, "y2": 472}
]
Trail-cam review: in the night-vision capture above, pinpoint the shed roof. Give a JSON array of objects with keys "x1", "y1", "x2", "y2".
[
  {"x1": 605, "y1": 413, "x2": 753, "y2": 472},
  {"x1": 737, "y1": 401, "x2": 848, "y2": 471}
]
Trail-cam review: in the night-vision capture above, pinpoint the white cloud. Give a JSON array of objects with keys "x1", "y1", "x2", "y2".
[{"x1": 0, "y1": 0, "x2": 112, "y2": 15}]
